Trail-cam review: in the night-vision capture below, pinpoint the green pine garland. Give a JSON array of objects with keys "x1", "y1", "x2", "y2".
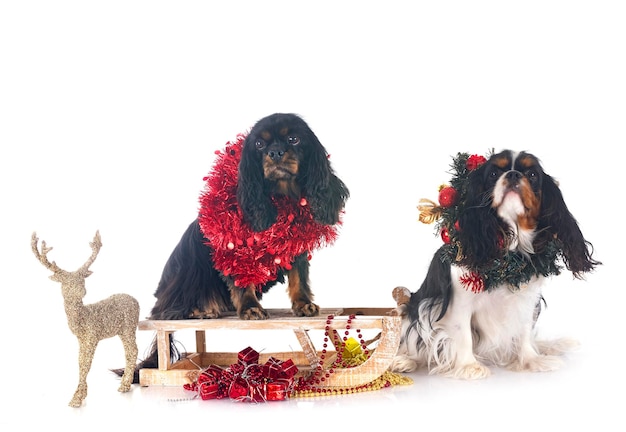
[{"x1": 431, "y1": 152, "x2": 564, "y2": 292}]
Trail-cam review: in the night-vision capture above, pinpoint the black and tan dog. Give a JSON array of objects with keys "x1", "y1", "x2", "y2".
[{"x1": 118, "y1": 113, "x2": 349, "y2": 382}]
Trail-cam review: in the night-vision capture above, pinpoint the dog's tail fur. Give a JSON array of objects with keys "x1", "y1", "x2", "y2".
[{"x1": 111, "y1": 334, "x2": 181, "y2": 384}]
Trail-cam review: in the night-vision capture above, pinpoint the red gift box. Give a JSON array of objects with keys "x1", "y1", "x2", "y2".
[
  {"x1": 280, "y1": 359, "x2": 298, "y2": 379},
  {"x1": 249, "y1": 382, "x2": 267, "y2": 403},
  {"x1": 204, "y1": 364, "x2": 224, "y2": 379},
  {"x1": 199, "y1": 382, "x2": 219, "y2": 400},
  {"x1": 198, "y1": 364, "x2": 223, "y2": 384},
  {"x1": 262, "y1": 356, "x2": 283, "y2": 379},
  {"x1": 228, "y1": 376, "x2": 250, "y2": 400},
  {"x1": 266, "y1": 382, "x2": 287, "y2": 401},
  {"x1": 238, "y1": 346, "x2": 260, "y2": 365},
  {"x1": 262, "y1": 356, "x2": 299, "y2": 380}
]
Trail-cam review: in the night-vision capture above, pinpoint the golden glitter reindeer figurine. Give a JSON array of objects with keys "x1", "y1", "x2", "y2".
[{"x1": 31, "y1": 231, "x2": 139, "y2": 407}]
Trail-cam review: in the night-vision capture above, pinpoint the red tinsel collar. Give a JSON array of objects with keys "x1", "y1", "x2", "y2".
[{"x1": 198, "y1": 134, "x2": 341, "y2": 289}]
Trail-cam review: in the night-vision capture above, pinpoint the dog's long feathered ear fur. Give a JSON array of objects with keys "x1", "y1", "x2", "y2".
[
  {"x1": 407, "y1": 246, "x2": 453, "y2": 324},
  {"x1": 237, "y1": 136, "x2": 278, "y2": 232},
  {"x1": 236, "y1": 115, "x2": 349, "y2": 231},
  {"x1": 455, "y1": 164, "x2": 504, "y2": 268},
  {"x1": 537, "y1": 173, "x2": 601, "y2": 278},
  {"x1": 299, "y1": 129, "x2": 350, "y2": 225}
]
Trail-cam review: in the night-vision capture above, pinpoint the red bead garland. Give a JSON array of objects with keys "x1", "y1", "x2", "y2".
[{"x1": 292, "y1": 314, "x2": 376, "y2": 397}]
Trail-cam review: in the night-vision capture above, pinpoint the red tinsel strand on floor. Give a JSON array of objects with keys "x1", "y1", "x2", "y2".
[{"x1": 198, "y1": 134, "x2": 342, "y2": 289}]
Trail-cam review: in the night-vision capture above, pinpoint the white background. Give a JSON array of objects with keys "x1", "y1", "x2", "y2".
[{"x1": 0, "y1": 1, "x2": 623, "y2": 430}]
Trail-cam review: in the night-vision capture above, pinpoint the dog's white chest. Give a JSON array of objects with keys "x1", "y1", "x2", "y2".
[{"x1": 451, "y1": 266, "x2": 544, "y2": 345}]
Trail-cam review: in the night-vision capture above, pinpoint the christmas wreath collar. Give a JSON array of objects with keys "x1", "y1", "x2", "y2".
[
  {"x1": 198, "y1": 134, "x2": 341, "y2": 289},
  {"x1": 418, "y1": 151, "x2": 563, "y2": 293}
]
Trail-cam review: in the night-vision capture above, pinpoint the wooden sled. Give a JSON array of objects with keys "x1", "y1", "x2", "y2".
[{"x1": 138, "y1": 307, "x2": 402, "y2": 389}]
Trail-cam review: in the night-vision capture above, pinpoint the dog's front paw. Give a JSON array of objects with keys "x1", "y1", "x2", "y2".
[
  {"x1": 451, "y1": 362, "x2": 491, "y2": 380},
  {"x1": 390, "y1": 355, "x2": 419, "y2": 373},
  {"x1": 189, "y1": 307, "x2": 221, "y2": 319},
  {"x1": 292, "y1": 302, "x2": 320, "y2": 317},
  {"x1": 240, "y1": 306, "x2": 270, "y2": 320},
  {"x1": 536, "y1": 337, "x2": 580, "y2": 356}
]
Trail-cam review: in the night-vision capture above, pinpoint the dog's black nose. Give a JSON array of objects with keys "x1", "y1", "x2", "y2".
[
  {"x1": 268, "y1": 150, "x2": 285, "y2": 161},
  {"x1": 505, "y1": 171, "x2": 522, "y2": 181}
]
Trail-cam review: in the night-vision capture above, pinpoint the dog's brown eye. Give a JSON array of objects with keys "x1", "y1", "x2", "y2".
[
  {"x1": 527, "y1": 169, "x2": 539, "y2": 182},
  {"x1": 255, "y1": 140, "x2": 266, "y2": 150},
  {"x1": 288, "y1": 136, "x2": 300, "y2": 146}
]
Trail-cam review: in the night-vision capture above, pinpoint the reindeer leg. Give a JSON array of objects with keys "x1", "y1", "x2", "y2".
[
  {"x1": 119, "y1": 333, "x2": 138, "y2": 392},
  {"x1": 70, "y1": 340, "x2": 97, "y2": 407}
]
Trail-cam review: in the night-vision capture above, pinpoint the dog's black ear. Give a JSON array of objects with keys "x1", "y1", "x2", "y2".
[
  {"x1": 237, "y1": 136, "x2": 277, "y2": 232},
  {"x1": 300, "y1": 131, "x2": 349, "y2": 225},
  {"x1": 456, "y1": 166, "x2": 503, "y2": 267},
  {"x1": 407, "y1": 246, "x2": 453, "y2": 324},
  {"x1": 538, "y1": 174, "x2": 601, "y2": 278}
]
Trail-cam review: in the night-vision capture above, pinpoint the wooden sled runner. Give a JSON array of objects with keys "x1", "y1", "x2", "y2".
[{"x1": 138, "y1": 307, "x2": 401, "y2": 389}]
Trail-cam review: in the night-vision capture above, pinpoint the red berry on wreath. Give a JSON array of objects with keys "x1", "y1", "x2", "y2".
[
  {"x1": 440, "y1": 227, "x2": 451, "y2": 244},
  {"x1": 438, "y1": 186, "x2": 458, "y2": 208},
  {"x1": 466, "y1": 154, "x2": 487, "y2": 171}
]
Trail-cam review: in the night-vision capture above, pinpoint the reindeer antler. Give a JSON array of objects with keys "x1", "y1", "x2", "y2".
[
  {"x1": 78, "y1": 230, "x2": 102, "y2": 274},
  {"x1": 31, "y1": 232, "x2": 61, "y2": 272}
]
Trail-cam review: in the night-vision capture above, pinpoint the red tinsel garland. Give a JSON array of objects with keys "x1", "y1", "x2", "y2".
[
  {"x1": 459, "y1": 271, "x2": 485, "y2": 293},
  {"x1": 197, "y1": 134, "x2": 342, "y2": 289}
]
